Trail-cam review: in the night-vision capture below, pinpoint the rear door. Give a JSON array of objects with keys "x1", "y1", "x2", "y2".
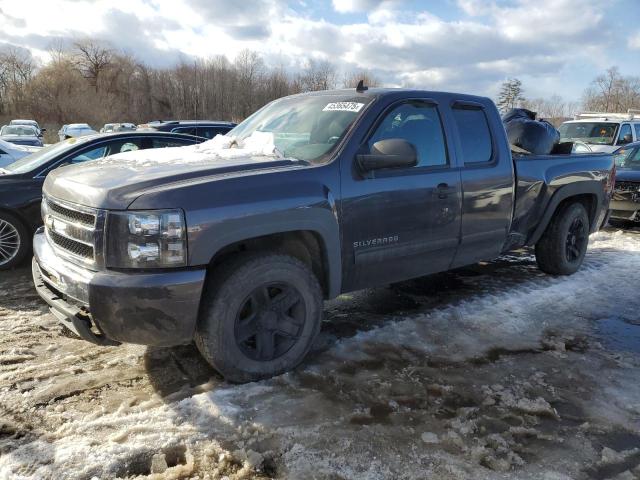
[
  {"x1": 340, "y1": 98, "x2": 462, "y2": 291},
  {"x1": 448, "y1": 100, "x2": 515, "y2": 268}
]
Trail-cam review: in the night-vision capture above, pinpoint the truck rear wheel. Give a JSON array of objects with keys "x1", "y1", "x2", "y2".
[
  {"x1": 535, "y1": 202, "x2": 589, "y2": 275},
  {"x1": 195, "y1": 253, "x2": 323, "y2": 383}
]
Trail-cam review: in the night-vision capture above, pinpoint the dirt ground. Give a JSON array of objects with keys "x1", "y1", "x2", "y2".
[{"x1": 1, "y1": 228, "x2": 639, "y2": 480}]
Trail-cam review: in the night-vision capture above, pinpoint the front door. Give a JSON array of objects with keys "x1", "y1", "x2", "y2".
[{"x1": 341, "y1": 99, "x2": 462, "y2": 291}]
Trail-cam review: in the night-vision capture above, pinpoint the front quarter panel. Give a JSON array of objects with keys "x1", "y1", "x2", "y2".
[{"x1": 128, "y1": 164, "x2": 343, "y2": 296}]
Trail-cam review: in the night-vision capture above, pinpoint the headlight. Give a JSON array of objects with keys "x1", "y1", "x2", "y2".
[{"x1": 106, "y1": 209, "x2": 187, "y2": 268}]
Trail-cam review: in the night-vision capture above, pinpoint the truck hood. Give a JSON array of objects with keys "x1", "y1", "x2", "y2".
[{"x1": 43, "y1": 133, "x2": 305, "y2": 209}]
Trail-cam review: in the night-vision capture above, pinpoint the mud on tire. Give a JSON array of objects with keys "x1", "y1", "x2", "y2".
[
  {"x1": 535, "y1": 202, "x2": 590, "y2": 275},
  {"x1": 195, "y1": 253, "x2": 323, "y2": 383}
]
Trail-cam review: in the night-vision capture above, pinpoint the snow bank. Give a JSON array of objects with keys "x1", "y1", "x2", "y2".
[{"x1": 108, "y1": 131, "x2": 283, "y2": 167}]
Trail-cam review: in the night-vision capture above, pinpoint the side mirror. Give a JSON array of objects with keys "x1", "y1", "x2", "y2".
[
  {"x1": 356, "y1": 138, "x2": 418, "y2": 172},
  {"x1": 41, "y1": 128, "x2": 47, "y2": 133}
]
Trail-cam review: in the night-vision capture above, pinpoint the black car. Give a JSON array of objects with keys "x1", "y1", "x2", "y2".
[
  {"x1": 0, "y1": 131, "x2": 205, "y2": 269},
  {"x1": 0, "y1": 125, "x2": 44, "y2": 147},
  {"x1": 143, "y1": 120, "x2": 236, "y2": 139},
  {"x1": 609, "y1": 141, "x2": 640, "y2": 227}
]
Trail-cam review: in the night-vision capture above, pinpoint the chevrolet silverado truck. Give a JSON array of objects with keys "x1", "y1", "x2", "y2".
[{"x1": 32, "y1": 87, "x2": 615, "y2": 382}]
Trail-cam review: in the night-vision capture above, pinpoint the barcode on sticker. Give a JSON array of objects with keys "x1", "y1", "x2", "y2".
[{"x1": 322, "y1": 102, "x2": 365, "y2": 112}]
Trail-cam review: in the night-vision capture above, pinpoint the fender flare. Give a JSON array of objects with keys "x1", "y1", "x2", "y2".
[
  {"x1": 195, "y1": 208, "x2": 342, "y2": 298},
  {"x1": 526, "y1": 182, "x2": 604, "y2": 246}
]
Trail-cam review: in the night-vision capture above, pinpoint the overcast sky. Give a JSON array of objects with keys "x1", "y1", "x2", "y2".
[{"x1": 1, "y1": 0, "x2": 639, "y2": 101}]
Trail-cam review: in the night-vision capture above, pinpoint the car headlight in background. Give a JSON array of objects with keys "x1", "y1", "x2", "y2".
[{"x1": 106, "y1": 209, "x2": 187, "y2": 268}]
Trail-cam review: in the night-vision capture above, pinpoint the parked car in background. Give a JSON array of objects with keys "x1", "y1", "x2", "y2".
[
  {"x1": 100, "y1": 123, "x2": 137, "y2": 133},
  {"x1": 58, "y1": 123, "x2": 97, "y2": 141},
  {"x1": 32, "y1": 87, "x2": 615, "y2": 382},
  {"x1": 559, "y1": 110, "x2": 640, "y2": 153},
  {"x1": 141, "y1": 120, "x2": 236, "y2": 139},
  {"x1": 0, "y1": 131, "x2": 206, "y2": 269},
  {"x1": 10, "y1": 119, "x2": 44, "y2": 136},
  {"x1": 0, "y1": 138, "x2": 40, "y2": 168},
  {"x1": 0, "y1": 124, "x2": 44, "y2": 147},
  {"x1": 609, "y1": 140, "x2": 640, "y2": 228},
  {"x1": 100, "y1": 123, "x2": 117, "y2": 133}
]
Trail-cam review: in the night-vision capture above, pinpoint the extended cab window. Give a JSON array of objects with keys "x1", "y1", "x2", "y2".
[
  {"x1": 452, "y1": 106, "x2": 493, "y2": 164},
  {"x1": 368, "y1": 101, "x2": 448, "y2": 168},
  {"x1": 617, "y1": 124, "x2": 632, "y2": 145}
]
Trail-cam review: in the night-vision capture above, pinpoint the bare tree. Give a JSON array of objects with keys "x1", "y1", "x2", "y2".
[
  {"x1": 296, "y1": 59, "x2": 336, "y2": 92},
  {"x1": 73, "y1": 39, "x2": 113, "y2": 91},
  {"x1": 342, "y1": 69, "x2": 382, "y2": 88},
  {"x1": 582, "y1": 66, "x2": 640, "y2": 113}
]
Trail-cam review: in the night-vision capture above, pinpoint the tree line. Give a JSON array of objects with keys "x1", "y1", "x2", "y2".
[
  {"x1": 0, "y1": 40, "x2": 380, "y2": 142},
  {"x1": 1, "y1": 38, "x2": 638, "y2": 141},
  {"x1": 497, "y1": 67, "x2": 640, "y2": 126}
]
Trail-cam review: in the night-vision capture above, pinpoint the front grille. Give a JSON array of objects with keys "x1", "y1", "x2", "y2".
[
  {"x1": 615, "y1": 181, "x2": 640, "y2": 192},
  {"x1": 49, "y1": 230, "x2": 94, "y2": 259},
  {"x1": 44, "y1": 197, "x2": 102, "y2": 267},
  {"x1": 47, "y1": 200, "x2": 95, "y2": 226}
]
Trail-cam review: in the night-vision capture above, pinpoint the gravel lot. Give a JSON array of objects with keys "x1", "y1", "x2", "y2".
[{"x1": 1, "y1": 228, "x2": 639, "y2": 480}]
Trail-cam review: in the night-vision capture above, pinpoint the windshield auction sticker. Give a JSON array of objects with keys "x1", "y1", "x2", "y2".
[{"x1": 322, "y1": 102, "x2": 365, "y2": 112}]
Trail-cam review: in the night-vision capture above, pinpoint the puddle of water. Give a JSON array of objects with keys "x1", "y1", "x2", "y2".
[{"x1": 596, "y1": 317, "x2": 640, "y2": 354}]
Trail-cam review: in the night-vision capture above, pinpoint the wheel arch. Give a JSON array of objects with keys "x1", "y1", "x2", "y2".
[
  {"x1": 527, "y1": 183, "x2": 602, "y2": 246},
  {"x1": 203, "y1": 224, "x2": 341, "y2": 299}
]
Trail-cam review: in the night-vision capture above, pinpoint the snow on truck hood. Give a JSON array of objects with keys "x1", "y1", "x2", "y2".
[{"x1": 44, "y1": 132, "x2": 302, "y2": 210}]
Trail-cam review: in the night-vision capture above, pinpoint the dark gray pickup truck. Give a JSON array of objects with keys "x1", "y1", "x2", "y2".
[{"x1": 32, "y1": 87, "x2": 615, "y2": 382}]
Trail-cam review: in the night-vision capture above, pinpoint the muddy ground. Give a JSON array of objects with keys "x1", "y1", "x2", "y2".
[{"x1": 0, "y1": 229, "x2": 639, "y2": 480}]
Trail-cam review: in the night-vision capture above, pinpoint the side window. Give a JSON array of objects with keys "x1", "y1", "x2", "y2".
[
  {"x1": 119, "y1": 142, "x2": 139, "y2": 153},
  {"x1": 172, "y1": 127, "x2": 197, "y2": 136},
  {"x1": 634, "y1": 124, "x2": 640, "y2": 140},
  {"x1": 617, "y1": 124, "x2": 632, "y2": 145},
  {"x1": 368, "y1": 101, "x2": 448, "y2": 168},
  {"x1": 151, "y1": 138, "x2": 194, "y2": 148},
  {"x1": 452, "y1": 105, "x2": 493, "y2": 164},
  {"x1": 68, "y1": 146, "x2": 107, "y2": 164}
]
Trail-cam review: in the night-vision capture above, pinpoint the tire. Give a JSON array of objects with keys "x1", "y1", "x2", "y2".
[
  {"x1": 535, "y1": 202, "x2": 590, "y2": 275},
  {"x1": 195, "y1": 253, "x2": 323, "y2": 383},
  {"x1": 0, "y1": 211, "x2": 30, "y2": 270}
]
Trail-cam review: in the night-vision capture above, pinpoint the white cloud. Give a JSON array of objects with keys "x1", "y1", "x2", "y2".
[{"x1": 0, "y1": 0, "x2": 634, "y2": 100}]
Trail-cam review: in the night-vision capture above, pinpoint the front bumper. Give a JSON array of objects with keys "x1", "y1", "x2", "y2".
[
  {"x1": 32, "y1": 230, "x2": 206, "y2": 347},
  {"x1": 609, "y1": 194, "x2": 640, "y2": 222}
]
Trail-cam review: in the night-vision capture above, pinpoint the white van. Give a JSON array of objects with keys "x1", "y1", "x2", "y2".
[{"x1": 559, "y1": 110, "x2": 640, "y2": 153}]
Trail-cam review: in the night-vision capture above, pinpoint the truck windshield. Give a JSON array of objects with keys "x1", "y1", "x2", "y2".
[
  {"x1": 558, "y1": 122, "x2": 618, "y2": 145},
  {"x1": 228, "y1": 94, "x2": 373, "y2": 162}
]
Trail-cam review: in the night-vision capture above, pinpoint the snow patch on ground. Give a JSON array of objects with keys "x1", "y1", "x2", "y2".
[{"x1": 1, "y1": 229, "x2": 640, "y2": 478}]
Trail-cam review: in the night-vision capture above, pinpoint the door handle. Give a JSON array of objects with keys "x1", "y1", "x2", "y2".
[{"x1": 437, "y1": 183, "x2": 452, "y2": 199}]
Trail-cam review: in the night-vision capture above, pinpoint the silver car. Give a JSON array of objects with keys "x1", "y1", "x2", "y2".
[{"x1": 58, "y1": 123, "x2": 97, "y2": 142}]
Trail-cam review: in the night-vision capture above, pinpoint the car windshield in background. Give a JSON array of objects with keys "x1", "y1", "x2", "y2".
[
  {"x1": 558, "y1": 122, "x2": 619, "y2": 145},
  {"x1": 229, "y1": 95, "x2": 373, "y2": 162},
  {"x1": 614, "y1": 146, "x2": 640, "y2": 169},
  {"x1": 1, "y1": 125, "x2": 38, "y2": 136},
  {"x1": 4, "y1": 137, "x2": 91, "y2": 174}
]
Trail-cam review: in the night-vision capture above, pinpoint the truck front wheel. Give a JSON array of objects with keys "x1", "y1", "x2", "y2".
[
  {"x1": 195, "y1": 253, "x2": 323, "y2": 383},
  {"x1": 535, "y1": 202, "x2": 590, "y2": 275}
]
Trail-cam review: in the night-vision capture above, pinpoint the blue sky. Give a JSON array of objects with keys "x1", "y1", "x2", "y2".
[{"x1": 1, "y1": 0, "x2": 639, "y2": 103}]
